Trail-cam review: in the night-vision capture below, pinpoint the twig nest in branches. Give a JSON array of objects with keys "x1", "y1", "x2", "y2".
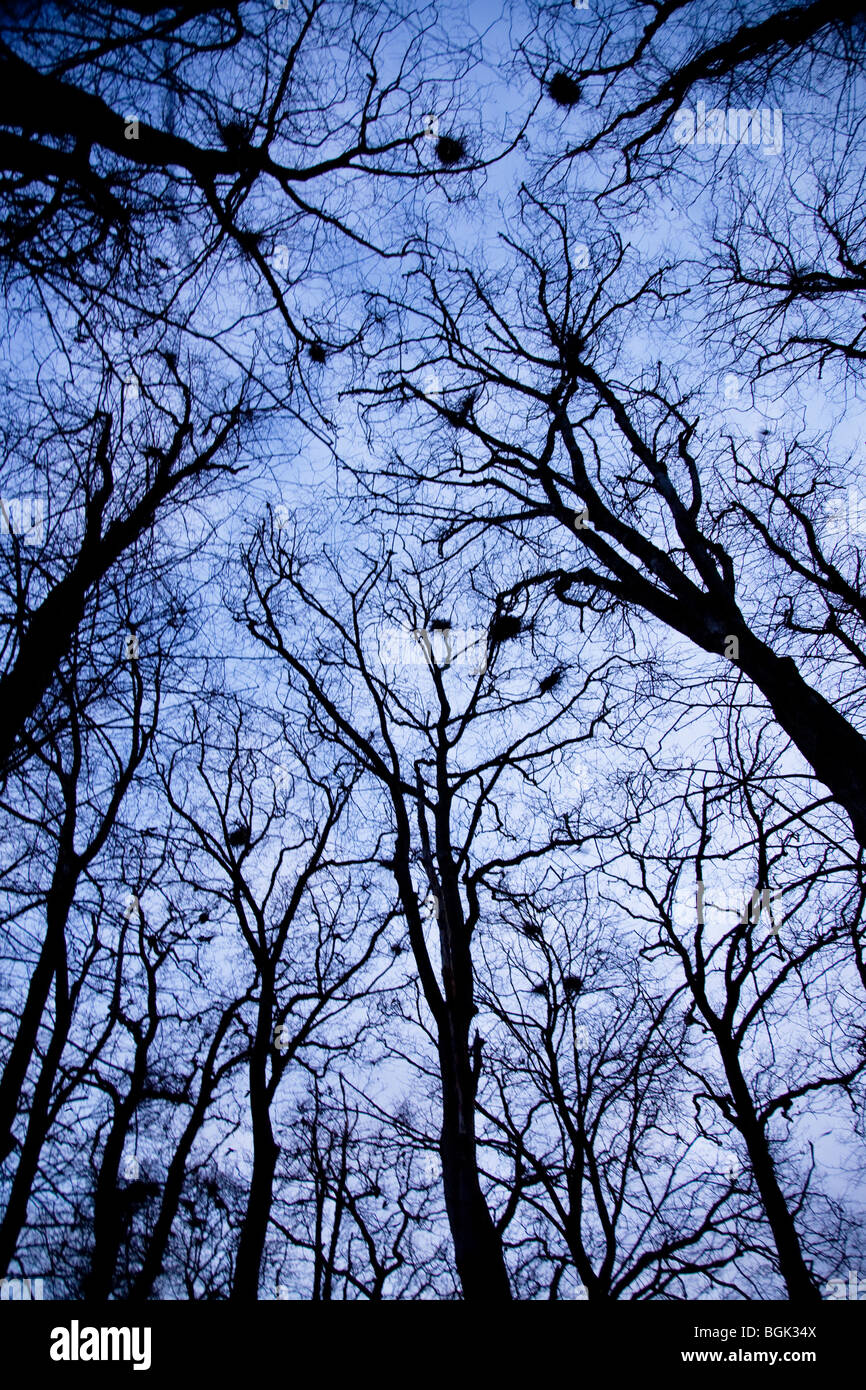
[
  {"x1": 429, "y1": 618, "x2": 452, "y2": 631},
  {"x1": 489, "y1": 614, "x2": 523, "y2": 644},
  {"x1": 563, "y1": 331, "x2": 585, "y2": 370},
  {"x1": 435, "y1": 134, "x2": 466, "y2": 166},
  {"x1": 563, "y1": 974, "x2": 583, "y2": 996},
  {"x1": 228, "y1": 824, "x2": 250, "y2": 848},
  {"x1": 445, "y1": 392, "x2": 476, "y2": 427},
  {"x1": 538, "y1": 666, "x2": 566, "y2": 694},
  {"x1": 218, "y1": 119, "x2": 250, "y2": 147},
  {"x1": 308, "y1": 342, "x2": 327, "y2": 364},
  {"x1": 237, "y1": 229, "x2": 264, "y2": 253},
  {"x1": 119, "y1": 1177, "x2": 161, "y2": 1206},
  {"x1": 547, "y1": 72, "x2": 582, "y2": 107}
]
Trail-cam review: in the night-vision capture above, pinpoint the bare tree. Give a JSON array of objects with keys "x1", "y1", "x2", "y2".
[
  {"x1": 0, "y1": 614, "x2": 159, "y2": 1273},
  {"x1": 354, "y1": 190, "x2": 866, "y2": 852},
  {"x1": 241, "y1": 515, "x2": 621, "y2": 1298},
  {"x1": 476, "y1": 878, "x2": 758, "y2": 1300},
  {"x1": 157, "y1": 694, "x2": 390, "y2": 1299}
]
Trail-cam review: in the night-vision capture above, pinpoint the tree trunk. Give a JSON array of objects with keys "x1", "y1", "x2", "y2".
[
  {"x1": 438, "y1": 1025, "x2": 512, "y2": 1301},
  {"x1": 131, "y1": 1013, "x2": 235, "y2": 1302},
  {"x1": 231, "y1": 978, "x2": 278, "y2": 1301},
  {"x1": 0, "y1": 962, "x2": 73, "y2": 1273},
  {"x1": 0, "y1": 857, "x2": 76, "y2": 1158},
  {"x1": 721, "y1": 1047, "x2": 821, "y2": 1302},
  {"x1": 736, "y1": 630, "x2": 866, "y2": 849}
]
